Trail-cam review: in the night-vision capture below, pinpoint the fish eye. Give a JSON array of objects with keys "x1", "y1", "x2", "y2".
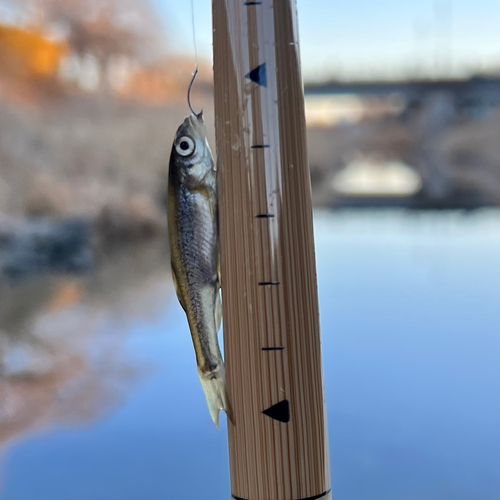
[{"x1": 176, "y1": 136, "x2": 195, "y2": 157}]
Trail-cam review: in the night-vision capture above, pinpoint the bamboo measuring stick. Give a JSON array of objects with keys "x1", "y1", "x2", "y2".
[{"x1": 212, "y1": 1, "x2": 331, "y2": 499}]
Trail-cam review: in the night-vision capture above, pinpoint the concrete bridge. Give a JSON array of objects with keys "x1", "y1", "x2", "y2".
[
  {"x1": 305, "y1": 76, "x2": 500, "y2": 118},
  {"x1": 304, "y1": 76, "x2": 500, "y2": 208}
]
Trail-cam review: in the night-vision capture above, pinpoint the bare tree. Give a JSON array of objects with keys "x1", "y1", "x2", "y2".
[{"x1": 5, "y1": 0, "x2": 164, "y2": 63}]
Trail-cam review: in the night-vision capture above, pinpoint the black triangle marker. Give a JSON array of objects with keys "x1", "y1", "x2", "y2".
[
  {"x1": 245, "y1": 63, "x2": 267, "y2": 87},
  {"x1": 262, "y1": 399, "x2": 290, "y2": 423}
]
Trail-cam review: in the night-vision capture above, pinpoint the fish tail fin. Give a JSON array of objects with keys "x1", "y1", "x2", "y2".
[{"x1": 198, "y1": 367, "x2": 234, "y2": 429}]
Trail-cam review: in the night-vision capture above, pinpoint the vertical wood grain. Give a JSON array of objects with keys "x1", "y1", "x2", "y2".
[{"x1": 212, "y1": 1, "x2": 331, "y2": 499}]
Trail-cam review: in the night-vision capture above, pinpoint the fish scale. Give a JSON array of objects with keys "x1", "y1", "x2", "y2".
[{"x1": 168, "y1": 112, "x2": 233, "y2": 429}]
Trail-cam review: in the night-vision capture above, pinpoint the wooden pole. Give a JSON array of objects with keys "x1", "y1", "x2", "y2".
[{"x1": 212, "y1": 1, "x2": 331, "y2": 499}]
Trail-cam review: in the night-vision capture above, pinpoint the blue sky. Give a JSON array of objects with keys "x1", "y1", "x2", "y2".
[{"x1": 153, "y1": 0, "x2": 500, "y2": 81}]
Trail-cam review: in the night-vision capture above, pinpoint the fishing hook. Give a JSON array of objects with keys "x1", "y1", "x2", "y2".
[{"x1": 187, "y1": 65, "x2": 201, "y2": 117}]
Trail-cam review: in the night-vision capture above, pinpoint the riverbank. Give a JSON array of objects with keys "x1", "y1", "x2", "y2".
[
  {"x1": 307, "y1": 97, "x2": 500, "y2": 208},
  {"x1": 0, "y1": 93, "x2": 499, "y2": 280}
]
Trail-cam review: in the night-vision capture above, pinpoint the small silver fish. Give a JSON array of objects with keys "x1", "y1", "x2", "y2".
[{"x1": 167, "y1": 112, "x2": 232, "y2": 428}]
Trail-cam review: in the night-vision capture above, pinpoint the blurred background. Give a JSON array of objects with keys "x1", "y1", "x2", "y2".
[{"x1": 0, "y1": 0, "x2": 498, "y2": 499}]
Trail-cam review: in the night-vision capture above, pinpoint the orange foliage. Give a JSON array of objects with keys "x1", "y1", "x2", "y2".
[
  {"x1": 119, "y1": 67, "x2": 184, "y2": 104},
  {"x1": 119, "y1": 56, "x2": 212, "y2": 104},
  {"x1": 0, "y1": 23, "x2": 68, "y2": 79}
]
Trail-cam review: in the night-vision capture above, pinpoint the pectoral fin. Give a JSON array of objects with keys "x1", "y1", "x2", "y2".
[
  {"x1": 215, "y1": 290, "x2": 222, "y2": 332},
  {"x1": 217, "y1": 254, "x2": 222, "y2": 288}
]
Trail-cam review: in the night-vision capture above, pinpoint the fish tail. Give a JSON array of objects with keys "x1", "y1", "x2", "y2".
[{"x1": 198, "y1": 366, "x2": 234, "y2": 429}]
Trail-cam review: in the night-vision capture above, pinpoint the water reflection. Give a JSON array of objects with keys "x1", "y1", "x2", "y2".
[
  {"x1": 0, "y1": 210, "x2": 498, "y2": 500},
  {"x1": 0, "y1": 241, "x2": 173, "y2": 494}
]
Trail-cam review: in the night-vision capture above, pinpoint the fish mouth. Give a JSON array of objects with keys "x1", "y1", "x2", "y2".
[
  {"x1": 188, "y1": 111, "x2": 204, "y2": 128},
  {"x1": 183, "y1": 112, "x2": 206, "y2": 139},
  {"x1": 175, "y1": 112, "x2": 204, "y2": 142}
]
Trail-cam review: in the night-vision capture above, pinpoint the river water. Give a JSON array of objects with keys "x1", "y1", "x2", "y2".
[{"x1": 0, "y1": 209, "x2": 498, "y2": 500}]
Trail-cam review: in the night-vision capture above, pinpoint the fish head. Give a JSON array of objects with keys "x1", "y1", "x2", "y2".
[{"x1": 169, "y1": 112, "x2": 214, "y2": 188}]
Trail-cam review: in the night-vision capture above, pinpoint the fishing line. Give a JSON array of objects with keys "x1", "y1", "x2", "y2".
[{"x1": 187, "y1": 0, "x2": 200, "y2": 116}]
